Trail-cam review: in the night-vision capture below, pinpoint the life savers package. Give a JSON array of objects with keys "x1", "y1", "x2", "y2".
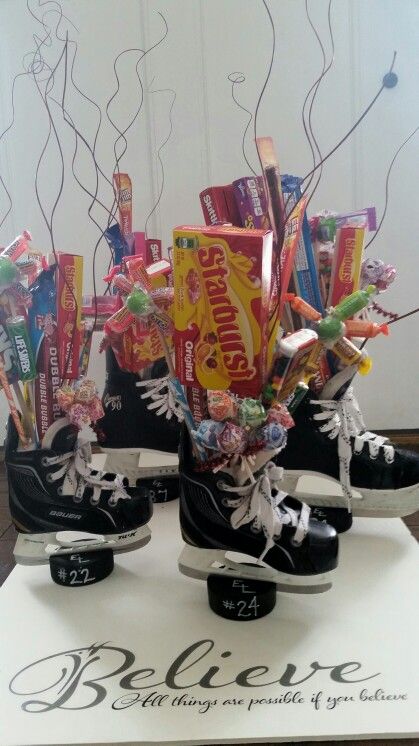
[{"x1": 173, "y1": 225, "x2": 272, "y2": 398}]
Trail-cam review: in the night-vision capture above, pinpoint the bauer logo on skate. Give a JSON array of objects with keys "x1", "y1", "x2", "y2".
[{"x1": 8, "y1": 639, "x2": 390, "y2": 713}]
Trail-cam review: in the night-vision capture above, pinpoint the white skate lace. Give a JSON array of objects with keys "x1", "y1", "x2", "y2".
[
  {"x1": 43, "y1": 441, "x2": 130, "y2": 506},
  {"x1": 136, "y1": 376, "x2": 184, "y2": 422},
  {"x1": 218, "y1": 462, "x2": 310, "y2": 562},
  {"x1": 312, "y1": 386, "x2": 395, "y2": 508}
]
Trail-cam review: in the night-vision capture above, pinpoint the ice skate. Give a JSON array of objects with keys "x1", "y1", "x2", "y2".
[
  {"x1": 178, "y1": 428, "x2": 338, "y2": 594},
  {"x1": 277, "y1": 370, "x2": 419, "y2": 520},
  {"x1": 94, "y1": 348, "x2": 182, "y2": 496},
  {"x1": 6, "y1": 415, "x2": 153, "y2": 566}
]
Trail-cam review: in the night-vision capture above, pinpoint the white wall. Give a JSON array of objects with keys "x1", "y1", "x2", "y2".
[{"x1": 0, "y1": 0, "x2": 417, "y2": 431}]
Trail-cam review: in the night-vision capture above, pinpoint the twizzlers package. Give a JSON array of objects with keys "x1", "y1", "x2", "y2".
[{"x1": 173, "y1": 225, "x2": 273, "y2": 397}]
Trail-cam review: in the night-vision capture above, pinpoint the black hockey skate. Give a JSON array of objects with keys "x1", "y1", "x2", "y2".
[
  {"x1": 6, "y1": 415, "x2": 153, "y2": 565},
  {"x1": 94, "y1": 348, "x2": 182, "y2": 498},
  {"x1": 178, "y1": 428, "x2": 338, "y2": 593},
  {"x1": 277, "y1": 372, "x2": 419, "y2": 521}
]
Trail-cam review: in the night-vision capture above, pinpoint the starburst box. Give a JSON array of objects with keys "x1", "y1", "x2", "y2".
[{"x1": 173, "y1": 224, "x2": 273, "y2": 397}]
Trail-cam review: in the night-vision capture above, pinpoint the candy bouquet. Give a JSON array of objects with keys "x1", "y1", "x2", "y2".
[{"x1": 148, "y1": 136, "x2": 396, "y2": 476}]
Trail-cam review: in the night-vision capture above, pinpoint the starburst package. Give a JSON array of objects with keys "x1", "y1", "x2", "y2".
[{"x1": 173, "y1": 224, "x2": 273, "y2": 397}]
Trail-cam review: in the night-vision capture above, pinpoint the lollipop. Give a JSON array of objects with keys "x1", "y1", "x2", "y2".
[
  {"x1": 361, "y1": 258, "x2": 396, "y2": 293},
  {"x1": 239, "y1": 398, "x2": 266, "y2": 429},
  {"x1": 257, "y1": 422, "x2": 287, "y2": 450},
  {"x1": 194, "y1": 419, "x2": 225, "y2": 450},
  {"x1": 217, "y1": 422, "x2": 248, "y2": 454},
  {"x1": 207, "y1": 390, "x2": 238, "y2": 421},
  {"x1": 266, "y1": 402, "x2": 295, "y2": 429},
  {"x1": 56, "y1": 379, "x2": 104, "y2": 429}
]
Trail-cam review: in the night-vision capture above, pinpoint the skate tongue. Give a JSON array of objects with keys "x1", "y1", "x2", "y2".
[
  {"x1": 320, "y1": 364, "x2": 359, "y2": 401},
  {"x1": 221, "y1": 448, "x2": 280, "y2": 486},
  {"x1": 42, "y1": 417, "x2": 79, "y2": 453}
]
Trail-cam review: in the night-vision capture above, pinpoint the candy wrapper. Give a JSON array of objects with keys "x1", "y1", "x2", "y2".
[
  {"x1": 187, "y1": 386, "x2": 208, "y2": 424},
  {"x1": 256, "y1": 136, "x2": 285, "y2": 246},
  {"x1": 105, "y1": 224, "x2": 130, "y2": 267},
  {"x1": 200, "y1": 185, "x2": 242, "y2": 227},
  {"x1": 217, "y1": 421, "x2": 248, "y2": 454},
  {"x1": 279, "y1": 195, "x2": 309, "y2": 316},
  {"x1": 1, "y1": 231, "x2": 32, "y2": 262},
  {"x1": 134, "y1": 233, "x2": 163, "y2": 265},
  {"x1": 238, "y1": 398, "x2": 266, "y2": 429},
  {"x1": 28, "y1": 268, "x2": 61, "y2": 439},
  {"x1": 173, "y1": 224, "x2": 273, "y2": 397},
  {"x1": 57, "y1": 379, "x2": 104, "y2": 429},
  {"x1": 327, "y1": 226, "x2": 365, "y2": 306},
  {"x1": 282, "y1": 174, "x2": 324, "y2": 316},
  {"x1": 105, "y1": 258, "x2": 174, "y2": 373},
  {"x1": 6, "y1": 316, "x2": 36, "y2": 382},
  {"x1": 232, "y1": 176, "x2": 269, "y2": 230},
  {"x1": 194, "y1": 419, "x2": 225, "y2": 450},
  {"x1": 207, "y1": 390, "x2": 237, "y2": 421},
  {"x1": 0, "y1": 293, "x2": 19, "y2": 384},
  {"x1": 266, "y1": 402, "x2": 294, "y2": 430},
  {"x1": 360, "y1": 258, "x2": 396, "y2": 292},
  {"x1": 113, "y1": 173, "x2": 133, "y2": 237},
  {"x1": 56, "y1": 253, "x2": 83, "y2": 380},
  {"x1": 256, "y1": 421, "x2": 287, "y2": 450}
]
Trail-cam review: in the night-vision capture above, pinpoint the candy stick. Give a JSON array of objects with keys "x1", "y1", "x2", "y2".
[
  {"x1": 3, "y1": 297, "x2": 36, "y2": 441},
  {"x1": 13, "y1": 382, "x2": 36, "y2": 443},
  {"x1": 0, "y1": 361, "x2": 29, "y2": 446},
  {"x1": 1, "y1": 230, "x2": 32, "y2": 262}
]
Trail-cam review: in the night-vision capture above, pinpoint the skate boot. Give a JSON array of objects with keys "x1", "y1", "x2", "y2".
[
  {"x1": 94, "y1": 348, "x2": 182, "y2": 498},
  {"x1": 178, "y1": 428, "x2": 338, "y2": 593},
  {"x1": 6, "y1": 414, "x2": 153, "y2": 565},
  {"x1": 277, "y1": 370, "x2": 419, "y2": 524}
]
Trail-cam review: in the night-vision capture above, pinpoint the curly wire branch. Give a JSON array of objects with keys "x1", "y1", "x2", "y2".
[{"x1": 144, "y1": 86, "x2": 176, "y2": 239}]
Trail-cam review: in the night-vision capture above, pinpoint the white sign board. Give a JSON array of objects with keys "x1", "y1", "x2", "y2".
[{"x1": 0, "y1": 501, "x2": 418, "y2": 745}]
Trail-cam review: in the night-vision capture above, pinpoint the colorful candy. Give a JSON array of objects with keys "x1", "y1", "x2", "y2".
[
  {"x1": 207, "y1": 390, "x2": 238, "y2": 421},
  {"x1": 360, "y1": 258, "x2": 396, "y2": 292},
  {"x1": 194, "y1": 419, "x2": 225, "y2": 450},
  {"x1": 6, "y1": 316, "x2": 37, "y2": 382},
  {"x1": 238, "y1": 398, "x2": 266, "y2": 429},
  {"x1": 257, "y1": 422, "x2": 287, "y2": 450},
  {"x1": 217, "y1": 422, "x2": 248, "y2": 454},
  {"x1": 0, "y1": 360, "x2": 29, "y2": 446},
  {"x1": 1, "y1": 231, "x2": 32, "y2": 262},
  {"x1": 331, "y1": 285, "x2": 376, "y2": 319},
  {"x1": 56, "y1": 379, "x2": 104, "y2": 429},
  {"x1": 126, "y1": 289, "x2": 152, "y2": 317},
  {"x1": 266, "y1": 402, "x2": 295, "y2": 429}
]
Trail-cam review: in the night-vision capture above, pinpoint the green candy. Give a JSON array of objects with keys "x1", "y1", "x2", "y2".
[
  {"x1": 126, "y1": 290, "x2": 150, "y2": 317},
  {"x1": 0, "y1": 256, "x2": 18, "y2": 288},
  {"x1": 317, "y1": 315, "x2": 344, "y2": 341},
  {"x1": 239, "y1": 398, "x2": 266, "y2": 429}
]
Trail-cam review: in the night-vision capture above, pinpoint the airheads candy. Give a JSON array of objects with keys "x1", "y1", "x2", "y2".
[{"x1": 173, "y1": 225, "x2": 273, "y2": 398}]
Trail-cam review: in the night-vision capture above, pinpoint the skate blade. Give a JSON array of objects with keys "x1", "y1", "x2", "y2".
[
  {"x1": 13, "y1": 525, "x2": 151, "y2": 566},
  {"x1": 282, "y1": 471, "x2": 419, "y2": 519},
  {"x1": 98, "y1": 449, "x2": 179, "y2": 486},
  {"x1": 178, "y1": 545, "x2": 334, "y2": 594}
]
